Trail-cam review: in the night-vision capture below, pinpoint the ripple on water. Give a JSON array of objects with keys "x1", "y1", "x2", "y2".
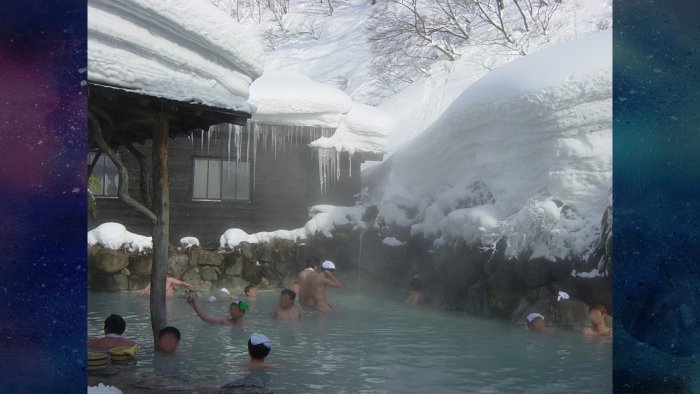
[{"x1": 88, "y1": 290, "x2": 611, "y2": 392}]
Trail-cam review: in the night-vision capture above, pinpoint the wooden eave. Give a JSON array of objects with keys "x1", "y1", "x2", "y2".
[{"x1": 88, "y1": 82, "x2": 251, "y2": 148}]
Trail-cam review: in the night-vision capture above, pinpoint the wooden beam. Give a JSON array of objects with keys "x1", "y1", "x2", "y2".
[{"x1": 150, "y1": 116, "x2": 170, "y2": 344}]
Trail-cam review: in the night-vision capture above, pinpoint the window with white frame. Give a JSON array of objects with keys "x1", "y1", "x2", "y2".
[
  {"x1": 193, "y1": 158, "x2": 249, "y2": 201},
  {"x1": 89, "y1": 152, "x2": 119, "y2": 197}
]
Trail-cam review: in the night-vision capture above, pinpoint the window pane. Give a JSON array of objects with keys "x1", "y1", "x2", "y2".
[
  {"x1": 103, "y1": 156, "x2": 119, "y2": 196},
  {"x1": 236, "y1": 162, "x2": 250, "y2": 200},
  {"x1": 193, "y1": 159, "x2": 208, "y2": 199},
  {"x1": 221, "y1": 160, "x2": 236, "y2": 200},
  {"x1": 207, "y1": 159, "x2": 221, "y2": 200},
  {"x1": 88, "y1": 153, "x2": 104, "y2": 196}
]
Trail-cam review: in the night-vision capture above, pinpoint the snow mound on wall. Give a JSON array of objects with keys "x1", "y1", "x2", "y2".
[
  {"x1": 220, "y1": 205, "x2": 366, "y2": 249},
  {"x1": 88, "y1": 222, "x2": 153, "y2": 254},
  {"x1": 88, "y1": 384, "x2": 122, "y2": 394},
  {"x1": 366, "y1": 31, "x2": 612, "y2": 261},
  {"x1": 248, "y1": 71, "x2": 352, "y2": 127},
  {"x1": 310, "y1": 103, "x2": 392, "y2": 156},
  {"x1": 88, "y1": 0, "x2": 264, "y2": 113},
  {"x1": 180, "y1": 237, "x2": 200, "y2": 250}
]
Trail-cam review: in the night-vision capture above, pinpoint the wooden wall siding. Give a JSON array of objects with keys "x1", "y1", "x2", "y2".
[{"x1": 89, "y1": 132, "x2": 363, "y2": 248}]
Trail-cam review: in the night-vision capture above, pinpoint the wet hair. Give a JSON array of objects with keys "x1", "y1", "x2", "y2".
[
  {"x1": 281, "y1": 288, "x2": 296, "y2": 301},
  {"x1": 248, "y1": 340, "x2": 271, "y2": 360},
  {"x1": 104, "y1": 314, "x2": 127, "y2": 335},
  {"x1": 589, "y1": 304, "x2": 608, "y2": 315},
  {"x1": 158, "y1": 326, "x2": 181, "y2": 341},
  {"x1": 306, "y1": 256, "x2": 321, "y2": 268},
  {"x1": 244, "y1": 285, "x2": 256, "y2": 296},
  {"x1": 409, "y1": 278, "x2": 422, "y2": 291}
]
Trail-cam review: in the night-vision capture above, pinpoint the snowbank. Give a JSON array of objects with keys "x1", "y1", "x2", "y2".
[
  {"x1": 88, "y1": 222, "x2": 153, "y2": 254},
  {"x1": 88, "y1": 0, "x2": 264, "y2": 113},
  {"x1": 219, "y1": 205, "x2": 365, "y2": 249},
  {"x1": 248, "y1": 71, "x2": 352, "y2": 127},
  {"x1": 366, "y1": 31, "x2": 612, "y2": 261}
]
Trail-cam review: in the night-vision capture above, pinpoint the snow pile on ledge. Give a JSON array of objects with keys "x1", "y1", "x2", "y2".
[
  {"x1": 219, "y1": 205, "x2": 366, "y2": 249},
  {"x1": 88, "y1": 0, "x2": 264, "y2": 113},
  {"x1": 180, "y1": 237, "x2": 200, "y2": 250},
  {"x1": 310, "y1": 103, "x2": 392, "y2": 156},
  {"x1": 248, "y1": 71, "x2": 352, "y2": 127},
  {"x1": 88, "y1": 222, "x2": 152, "y2": 254},
  {"x1": 365, "y1": 31, "x2": 612, "y2": 261},
  {"x1": 88, "y1": 384, "x2": 122, "y2": 394},
  {"x1": 382, "y1": 237, "x2": 405, "y2": 247}
]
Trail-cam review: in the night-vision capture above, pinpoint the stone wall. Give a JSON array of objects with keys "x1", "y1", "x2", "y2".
[{"x1": 88, "y1": 205, "x2": 611, "y2": 329}]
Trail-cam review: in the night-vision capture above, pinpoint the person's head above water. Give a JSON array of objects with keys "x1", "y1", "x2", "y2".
[
  {"x1": 409, "y1": 277, "x2": 422, "y2": 291},
  {"x1": 321, "y1": 260, "x2": 336, "y2": 271},
  {"x1": 588, "y1": 304, "x2": 608, "y2": 325},
  {"x1": 244, "y1": 285, "x2": 257, "y2": 297},
  {"x1": 104, "y1": 314, "x2": 127, "y2": 335},
  {"x1": 230, "y1": 300, "x2": 250, "y2": 319},
  {"x1": 526, "y1": 313, "x2": 545, "y2": 331},
  {"x1": 158, "y1": 326, "x2": 181, "y2": 353},
  {"x1": 280, "y1": 289, "x2": 296, "y2": 308},
  {"x1": 248, "y1": 333, "x2": 271, "y2": 361}
]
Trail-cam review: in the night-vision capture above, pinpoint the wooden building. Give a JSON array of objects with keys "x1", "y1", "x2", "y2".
[{"x1": 89, "y1": 123, "x2": 378, "y2": 248}]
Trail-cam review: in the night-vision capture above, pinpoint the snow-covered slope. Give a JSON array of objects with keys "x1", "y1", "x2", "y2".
[
  {"x1": 88, "y1": 0, "x2": 264, "y2": 113},
  {"x1": 365, "y1": 31, "x2": 612, "y2": 261}
]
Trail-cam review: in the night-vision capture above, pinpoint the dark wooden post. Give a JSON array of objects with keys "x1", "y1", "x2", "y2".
[{"x1": 150, "y1": 116, "x2": 170, "y2": 343}]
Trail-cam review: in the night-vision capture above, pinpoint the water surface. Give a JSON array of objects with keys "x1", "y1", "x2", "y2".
[{"x1": 88, "y1": 289, "x2": 611, "y2": 393}]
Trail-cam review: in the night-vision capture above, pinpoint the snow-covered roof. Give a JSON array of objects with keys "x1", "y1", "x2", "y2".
[
  {"x1": 248, "y1": 71, "x2": 352, "y2": 128},
  {"x1": 88, "y1": 0, "x2": 264, "y2": 114},
  {"x1": 309, "y1": 103, "x2": 392, "y2": 156}
]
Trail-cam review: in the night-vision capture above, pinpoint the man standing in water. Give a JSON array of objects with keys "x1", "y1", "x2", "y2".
[
  {"x1": 298, "y1": 257, "x2": 320, "y2": 308},
  {"x1": 138, "y1": 276, "x2": 201, "y2": 298},
  {"x1": 311, "y1": 260, "x2": 342, "y2": 312}
]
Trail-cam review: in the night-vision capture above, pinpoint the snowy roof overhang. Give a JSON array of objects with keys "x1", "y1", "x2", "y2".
[
  {"x1": 309, "y1": 103, "x2": 392, "y2": 161},
  {"x1": 248, "y1": 71, "x2": 353, "y2": 128},
  {"x1": 88, "y1": 0, "x2": 264, "y2": 146}
]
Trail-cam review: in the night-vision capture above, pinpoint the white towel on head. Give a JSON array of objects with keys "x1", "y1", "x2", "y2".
[{"x1": 557, "y1": 291, "x2": 570, "y2": 301}]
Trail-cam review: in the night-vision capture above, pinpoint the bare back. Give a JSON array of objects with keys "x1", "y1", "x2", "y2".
[
  {"x1": 311, "y1": 270, "x2": 341, "y2": 312},
  {"x1": 298, "y1": 269, "x2": 317, "y2": 307}
]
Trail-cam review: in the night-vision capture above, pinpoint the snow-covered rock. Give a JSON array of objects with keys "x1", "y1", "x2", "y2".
[
  {"x1": 88, "y1": 222, "x2": 153, "y2": 254},
  {"x1": 180, "y1": 237, "x2": 200, "y2": 250}
]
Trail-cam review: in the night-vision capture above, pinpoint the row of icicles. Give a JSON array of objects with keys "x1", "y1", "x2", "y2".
[{"x1": 186, "y1": 121, "x2": 349, "y2": 194}]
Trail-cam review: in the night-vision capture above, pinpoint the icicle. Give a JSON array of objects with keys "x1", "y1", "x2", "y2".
[
  {"x1": 348, "y1": 151, "x2": 352, "y2": 178},
  {"x1": 336, "y1": 149, "x2": 341, "y2": 180},
  {"x1": 200, "y1": 129, "x2": 204, "y2": 151},
  {"x1": 253, "y1": 122, "x2": 258, "y2": 189},
  {"x1": 235, "y1": 125, "x2": 242, "y2": 166},
  {"x1": 227, "y1": 124, "x2": 232, "y2": 171}
]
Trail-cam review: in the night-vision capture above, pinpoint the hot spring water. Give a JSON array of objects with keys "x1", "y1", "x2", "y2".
[{"x1": 88, "y1": 289, "x2": 611, "y2": 393}]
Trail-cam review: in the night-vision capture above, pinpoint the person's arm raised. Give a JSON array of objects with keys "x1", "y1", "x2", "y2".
[
  {"x1": 322, "y1": 270, "x2": 342, "y2": 288},
  {"x1": 137, "y1": 282, "x2": 151, "y2": 296},
  {"x1": 187, "y1": 297, "x2": 228, "y2": 324}
]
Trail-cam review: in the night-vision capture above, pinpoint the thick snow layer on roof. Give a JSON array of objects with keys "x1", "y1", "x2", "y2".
[
  {"x1": 309, "y1": 103, "x2": 392, "y2": 156},
  {"x1": 365, "y1": 31, "x2": 612, "y2": 261},
  {"x1": 219, "y1": 205, "x2": 365, "y2": 249},
  {"x1": 88, "y1": 0, "x2": 264, "y2": 113},
  {"x1": 248, "y1": 71, "x2": 353, "y2": 127},
  {"x1": 88, "y1": 222, "x2": 153, "y2": 254}
]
